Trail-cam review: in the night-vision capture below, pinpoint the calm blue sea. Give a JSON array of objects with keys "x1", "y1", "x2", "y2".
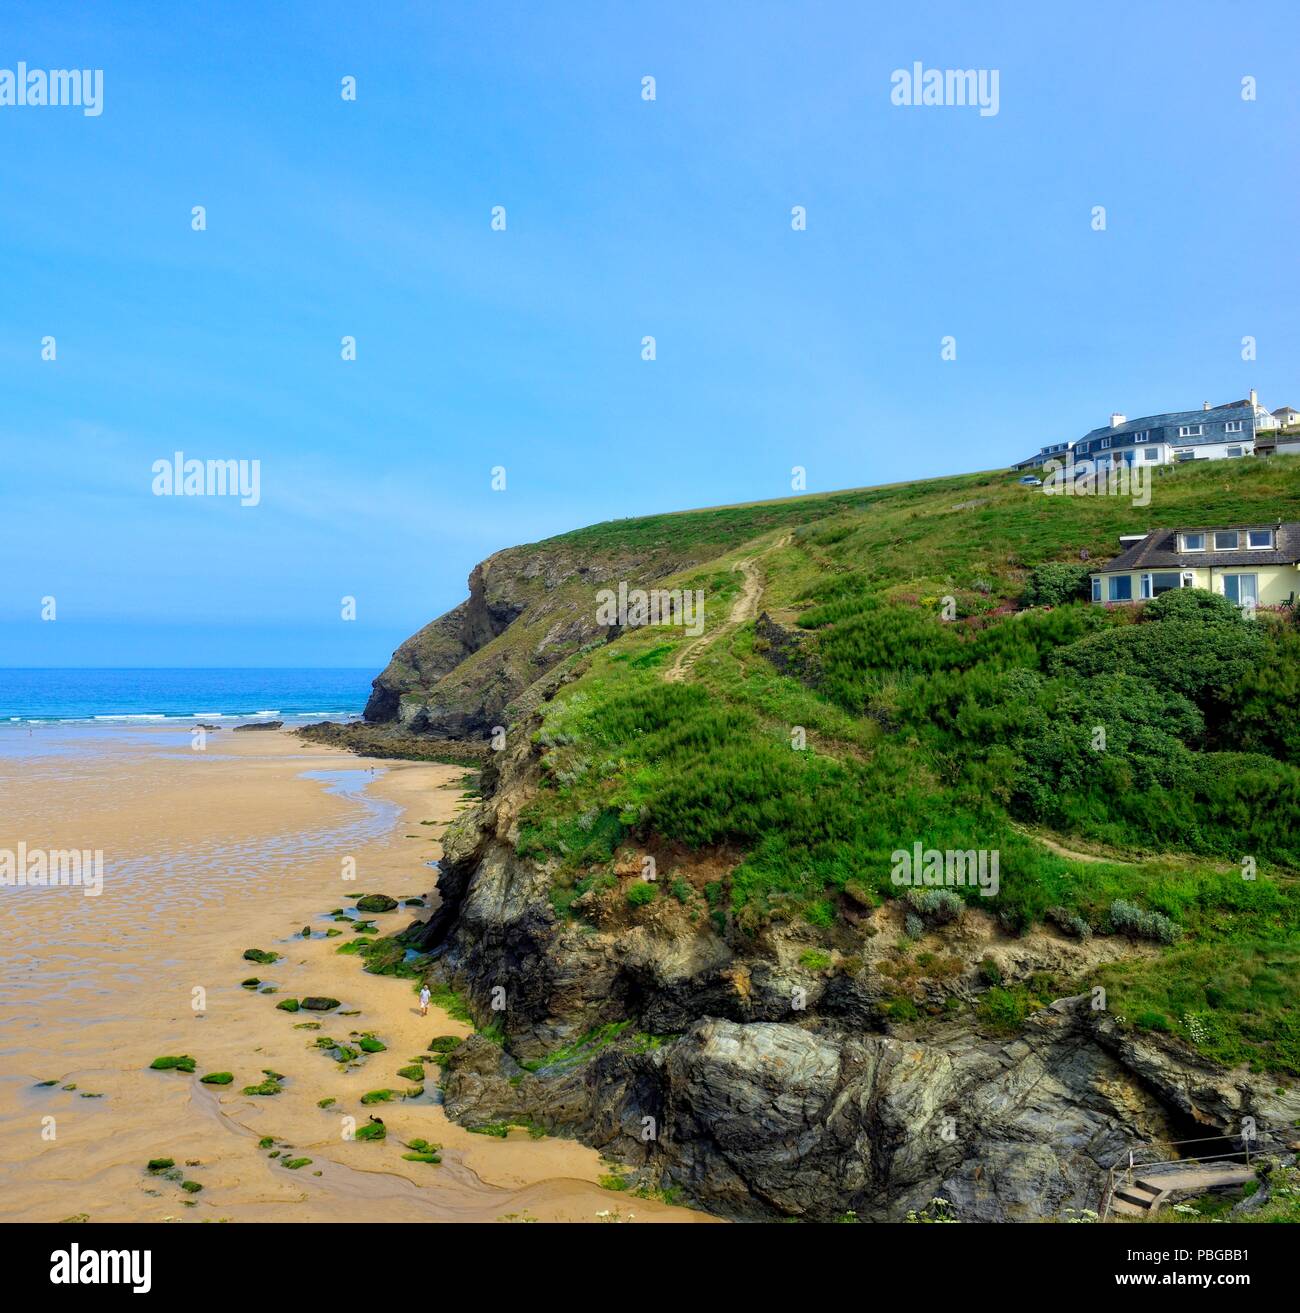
[{"x1": 0, "y1": 668, "x2": 372, "y2": 724}]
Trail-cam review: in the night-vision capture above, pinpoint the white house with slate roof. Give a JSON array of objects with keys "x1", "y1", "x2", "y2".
[
  {"x1": 1012, "y1": 391, "x2": 1293, "y2": 472},
  {"x1": 1089, "y1": 520, "x2": 1300, "y2": 609}
]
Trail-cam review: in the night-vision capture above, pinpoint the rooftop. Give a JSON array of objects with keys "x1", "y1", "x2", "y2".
[{"x1": 1098, "y1": 521, "x2": 1300, "y2": 572}]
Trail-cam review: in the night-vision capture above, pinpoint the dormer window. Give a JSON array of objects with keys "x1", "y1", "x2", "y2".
[
  {"x1": 1181, "y1": 532, "x2": 1206, "y2": 551},
  {"x1": 1100, "y1": 437, "x2": 1111, "y2": 449},
  {"x1": 1214, "y1": 530, "x2": 1241, "y2": 550},
  {"x1": 1224, "y1": 421, "x2": 1244, "y2": 434},
  {"x1": 1247, "y1": 529, "x2": 1274, "y2": 549},
  {"x1": 1178, "y1": 424, "x2": 1203, "y2": 438}
]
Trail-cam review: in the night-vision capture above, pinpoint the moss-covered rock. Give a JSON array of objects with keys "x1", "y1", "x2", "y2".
[
  {"x1": 314, "y1": 1037, "x2": 359, "y2": 1063},
  {"x1": 242, "y1": 949, "x2": 280, "y2": 965},
  {"x1": 282, "y1": 1157, "x2": 312, "y2": 1170},
  {"x1": 146, "y1": 1158, "x2": 175, "y2": 1172},
  {"x1": 275, "y1": 998, "x2": 300, "y2": 1012},
  {"x1": 240, "y1": 1076, "x2": 283, "y2": 1096},
  {"x1": 357, "y1": 1033, "x2": 386, "y2": 1053},
  {"x1": 354, "y1": 1121, "x2": 386, "y2": 1142},
  {"x1": 300, "y1": 996, "x2": 340, "y2": 1011},
  {"x1": 149, "y1": 1055, "x2": 196, "y2": 1073},
  {"x1": 355, "y1": 894, "x2": 398, "y2": 913},
  {"x1": 181, "y1": 1180, "x2": 202, "y2": 1193},
  {"x1": 199, "y1": 1072, "x2": 233, "y2": 1085},
  {"x1": 360, "y1": 1089, "x2": 396, "y2": 1105},
  {"x1": 427, "y1": 1036, "x2": 463, "y2": 1054},
  {"x1": 396, "y1": 1064, "x2": 425, "y2": 1083}
]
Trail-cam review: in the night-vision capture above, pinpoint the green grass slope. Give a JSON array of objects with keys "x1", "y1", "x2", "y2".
[{"x1": 509, "y1": 456, "x2": 1300, "y2": 1075}]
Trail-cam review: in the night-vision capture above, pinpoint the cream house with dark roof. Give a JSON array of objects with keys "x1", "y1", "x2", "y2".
[{"x1": 1089, "y1": 521, "x2": 1300, "y2": 608}]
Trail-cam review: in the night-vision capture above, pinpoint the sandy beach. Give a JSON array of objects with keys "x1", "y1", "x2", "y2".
[{"x1": 0, "y1": 725, "x2": 707, "y2": 1223}]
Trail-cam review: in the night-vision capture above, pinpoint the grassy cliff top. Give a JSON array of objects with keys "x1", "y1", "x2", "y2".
[{"x1": 509, "y1": 455, "x2": 1300, "y2": 1076}]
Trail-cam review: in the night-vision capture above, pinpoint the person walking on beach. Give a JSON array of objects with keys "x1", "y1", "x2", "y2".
[{"x1": 419, "y1": 984, "x2": 431, "y2": 1017}]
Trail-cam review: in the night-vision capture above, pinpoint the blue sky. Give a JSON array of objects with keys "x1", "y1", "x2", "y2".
[{"x1": 2, "y1": 0, "x2": 1297, "y2": 667}]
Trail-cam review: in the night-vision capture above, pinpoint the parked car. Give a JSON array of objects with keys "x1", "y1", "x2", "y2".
[{"x1": 1018, "y1": 475, "x2": 1042, "y2": 486}]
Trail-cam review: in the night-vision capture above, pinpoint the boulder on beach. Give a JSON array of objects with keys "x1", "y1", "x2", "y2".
[
  {"x1": 233, "y1": 721, "x2": 283, "y2": 731},
  {"x1": 354, "y1": 894, "x2": 398, "y2": 913},
  {"x1": 300, "y1": 997, "x2": 341, "y2": 1012}
]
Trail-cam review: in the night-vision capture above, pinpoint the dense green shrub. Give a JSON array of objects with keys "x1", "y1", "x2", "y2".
[
  {"x1": 1051, "y1": 590, "x2": 1263, "y2": 719},
  {"x1": 1023, "y1": 563, "x2": 1091, "y2": 607}
]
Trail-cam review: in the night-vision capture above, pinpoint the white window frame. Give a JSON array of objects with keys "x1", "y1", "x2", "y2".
[
  {"x1": 1178, "y1": 424, "x2": 1204, "y2": 438},
  {"x1": 1226, "y1": 446, "x2": 1242, "y2": 458},
  {"x1": 1107, "y1": 575, "x2": 1133, "y2": 603},
  {"x1": 1224, "y1": 420, "x2": 1244, "y2": 434},
  {"x1": 1180, "y1": 532, "x2": 1206, "y2": 552},
  {"x1": 1213, "y1": 530, "x2": 1241, "y2": 551},
  {"x1": 1247, "y1": 529, "x2": 1274, "y2": 549},
  {"x1": 1091, "y1": 576, "x2": 1101, "y2": 602},
  {"x1": 1143, "y1": 447, "x2": 1159, "y2": 461},
  {"x1": 1145, "y1": 571, "x2": 1182, "y2": 598},
  {"x1": 1132, "y1": 430, "x2": 1150, "y2": 441},
  {"x1": 1222, "y1": 573, "x2": 1258, "y2": 608},
  {"x1": 1100, "y1": 437, "x2": 1111, "y2": 449}
]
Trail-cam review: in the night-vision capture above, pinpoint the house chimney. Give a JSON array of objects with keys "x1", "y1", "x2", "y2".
[
  {"x1": 1110, "y1": 412, "x2": 1126, "y2": 428},
  {"x1": 1250, "y1": 388, "x2": 1258, "y2": 407},
  {"x1": 1202, "y1": 400, "x2": 1211, "y2": 411}
]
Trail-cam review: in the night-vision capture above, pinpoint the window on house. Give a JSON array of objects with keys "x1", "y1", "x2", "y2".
[
  {"x1": 1175, "y1": 451, "x2": 1195, "y2": 462},
  {"x1": 1178, "y1": 424, "x2": 1204, "y2": 437},
  {"x1": 1091, "y1": 576, "x2": 1101, "y2": 602},
  {"x1": 1214, "y1": 530, "x2": 1240, "y2": 550},
  {"x1": 1223, "y1": 574, "x2": 1258, "y2": 608},
  {"x1": 1108, "y1": 576, "x2": 1132, "y2": 602},
  {"x1": 1100, "y1": 437, "x2": 1111, "y2": 448},
  {"x1": 1144, "y1": 447, "x2": 1159, "y2": 461},
  {"x1": 1226, "y1": 446, "x2": 1242, "y2": 458},
  {"x1": 1132, "y1": 430, "x2": 1150, "y2": 441},
  {"x1": 1181, "y1": 532, "x2": 1205, "y2": 551},
  {"x1": 1151, "y1": 572, "x2": 1181, "y2": 596},
  {"x1": 1247, "y1": 529, "x2": 1274, "y2": 548},
  {"x1": 1225, "y1": 421, "x2": 1244, "y2": 433}
]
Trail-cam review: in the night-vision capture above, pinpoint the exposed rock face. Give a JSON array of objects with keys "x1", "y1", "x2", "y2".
[
  {"x1": 436, "y1": 1000, "x2": 1201, "y2": 1221},
  {"x1": 408, "y1": 719, "x2": 1300, "y2": 1222},
  {"x1": 364, "y1": 492, "x2": 1300, "y2": 1220},
  {"x1": 365, "y1": 538, "x2": 733, "y2": 738}
]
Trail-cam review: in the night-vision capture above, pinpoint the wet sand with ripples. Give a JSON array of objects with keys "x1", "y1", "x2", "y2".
[{"x1": 0, "y1": 725, "x2": 708, "y2": 1223}]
